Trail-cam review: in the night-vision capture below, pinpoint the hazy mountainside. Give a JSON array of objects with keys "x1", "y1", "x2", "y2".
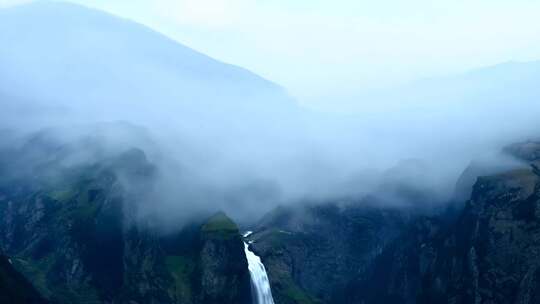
[
  {"x1": 3, "y1": 133, "x2": 540, "y2": 304},
  {"x1": 350, "y1": 142, "x2": 540, "y2": 304},
  {"x1": 249, "y1": 140, "x2": 540, "y2": 304},
  {"x1": 0, "y1": 131, "x2": 251, "y2": 304},
  {"x1": 248, "y1": 203, "x2": 409, "y2": 304},
  {"x1": 2, "y1": 1, "x2": 540, "y2": 218},
  {"x1": 403, "y1": 61, "x2": 540, "y2": 108},
  {"x1": 0, "y1": 1, "x2": 296, "y2": 126},
  {"x1": 334, "y1": 61, "x2": 540, "y2": 117},
  {"x1": 0, "y1": 1, "x2": 316, "y2": 220}
]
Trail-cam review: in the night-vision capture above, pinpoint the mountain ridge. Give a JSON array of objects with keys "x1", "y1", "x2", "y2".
[
  {"x1": 0, "y1": 0, "x2": 297, "y2": 124},
  {"x1": 0, "y1": 0, "x2": 282, "y2": 90}
]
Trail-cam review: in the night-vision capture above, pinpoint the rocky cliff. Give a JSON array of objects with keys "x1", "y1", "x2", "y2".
[
  {"x1": 249, "y1": 203, "x2": 408, "y2": 304},
  {"x1": 3, "y1": 129, "x2": 540, "y2": 304},
  {"x1": 349, "y1": 141, "x2": 540, "y2": 304},
  {"x1": 251, "y1": 140, "x2": 540, "y2": 304},
  {"x1": 199, "y1": 213, "x2": 252, "y2": 304},
  {"x1": 0, "y1": 132, "x2": 251, "y2": 304}
]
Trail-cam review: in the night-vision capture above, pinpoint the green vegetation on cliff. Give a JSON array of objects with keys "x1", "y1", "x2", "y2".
[
  {"x1": 165, "y1": 255, "x2": 196, "y2": 303},
  {"x1": 201, "y1": 212, "x2": 240, "y2": 240}
]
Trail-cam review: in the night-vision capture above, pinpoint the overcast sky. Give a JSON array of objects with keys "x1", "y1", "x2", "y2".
[{"x1": 2, "y1": 0, "x2": 540, "y2": 105}]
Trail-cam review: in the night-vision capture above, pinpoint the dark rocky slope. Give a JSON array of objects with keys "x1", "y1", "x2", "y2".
[
  {"x1": 3, "y1": 127, "x2": 540, "y2": 304},
  {"x1": 0, "y1": 132, "x2": 251, "y2": 304},
  {"x1": 348, "y1": 141, "x2": 540, "y2": 304},
  {"x1": 249, "y1": 203, "x2": 409, "y2": 304},
  {"x1": 199, "y1": 213, "x2": 251, "y2": 304},
  {"x1": 252, "y1": 140, "x2": 540, "y2": 304},
  {"x1": 0, "y1": 253, "x2": 47, "y2": 303}
]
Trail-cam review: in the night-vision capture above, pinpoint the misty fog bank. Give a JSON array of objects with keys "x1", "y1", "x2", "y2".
[{"x1": 1, "y1": 1, "x2": 539, "y2": 225}]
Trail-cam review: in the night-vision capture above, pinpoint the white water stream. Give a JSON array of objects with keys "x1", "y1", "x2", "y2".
[{"x1": 243, "y1": 231, "x2": 275, "y2": 304}]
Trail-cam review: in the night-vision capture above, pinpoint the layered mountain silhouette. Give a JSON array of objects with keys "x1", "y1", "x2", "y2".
[{"x1": 0, "y1": 1, "x2": 296, "y2": 125}]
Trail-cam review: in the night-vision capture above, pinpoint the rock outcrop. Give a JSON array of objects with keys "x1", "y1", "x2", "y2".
[
  {"x1": 250, "y1": 203, "x2": 407, "y2": 304},
  {"x1": 199, "y1": 213, "x2": 252, "y2": 304}
]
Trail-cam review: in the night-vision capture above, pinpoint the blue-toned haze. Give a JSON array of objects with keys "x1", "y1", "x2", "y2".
[
  {"x1": 2, "y1": 0, "x2": 539, "y2": 109},
  {"x1": 1, "y1": 0, "x2": 540, "y2": 222}
]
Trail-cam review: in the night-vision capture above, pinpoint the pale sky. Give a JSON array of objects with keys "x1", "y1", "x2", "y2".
[{"x1": 2, "y1": 0, "x2": 540, "y2": 104}]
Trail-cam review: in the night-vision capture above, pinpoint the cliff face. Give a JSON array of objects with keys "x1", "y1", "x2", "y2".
[
  {"x1": 0, "y1": 146, "x2": 167, "y2": 303},
  {"x1": 0, "y1": 166, "x2": 251, "y2": 304},
  {"x1": 249, "y1": 203, "x2": 408, "y2": 304},
  {"x1": 3, "y1": 129, "x2": 540, "y2": 304},
  {"x1": 366, "y1": 141, "x2": 540, "y2": 304},
  {"x1": 199, "y1": 213, "x2": 252, "y2": 304},
  {"x1": 0, "y1": 133, "x2": 251, "y2": 304},
  {"x1": 415, "y1": 146, "x2": 540, "y2": 304},
  {"x1": 352, "y1": 166, "x2": 540, "y2": 304},
  {"x1": 253, "y1": 141, "x2": 540, "y2": 304}
]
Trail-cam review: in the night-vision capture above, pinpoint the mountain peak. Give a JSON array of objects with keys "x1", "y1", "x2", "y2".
[{"x1": 0, "y1": 0, "x2": 293, "y2": 121}]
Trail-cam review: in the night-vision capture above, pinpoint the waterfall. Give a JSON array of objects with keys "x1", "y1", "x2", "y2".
[{"x1": 243, "y1": 232, "x2": 275, "y2": 304}]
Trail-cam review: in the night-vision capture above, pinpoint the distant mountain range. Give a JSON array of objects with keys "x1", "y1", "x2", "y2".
[
  {"x1": 318, "y1": 60, "x2": 540, "y2": 117},
  {"x1": 0, "y1": 1, "x2": 296, "y2": 126}
]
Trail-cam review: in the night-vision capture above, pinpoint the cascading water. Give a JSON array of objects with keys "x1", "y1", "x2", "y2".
[{"x1": 243, "y1": 231, "x2": 275, "y2": 304}]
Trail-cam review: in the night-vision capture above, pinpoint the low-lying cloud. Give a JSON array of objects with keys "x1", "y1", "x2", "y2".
[{"x1": 1, "y1": 1, "x2": 539, "y2": 227}]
